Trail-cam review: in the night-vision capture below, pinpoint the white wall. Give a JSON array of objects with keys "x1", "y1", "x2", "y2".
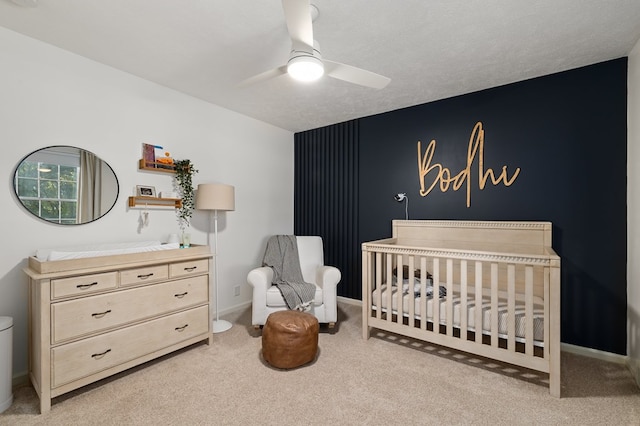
[
  {"x1": 628, "y1": 39, "x2": 640, "y2": 387},
  {"x1": 0, "y1": 27, "x2": 294, "y2": 378}
]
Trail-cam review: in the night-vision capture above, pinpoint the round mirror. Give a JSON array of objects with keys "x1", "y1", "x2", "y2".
[{"x1": 13, "y1": 146, "x2": 119, "y2": 225}]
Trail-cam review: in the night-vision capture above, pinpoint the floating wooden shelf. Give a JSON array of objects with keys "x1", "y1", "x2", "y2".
[
  {"x1": 128, "y1": 196, "x2": 182, "y2": 208},
  {"x1": 138, "y1": 159, "x2": 176, "y2": 173}
]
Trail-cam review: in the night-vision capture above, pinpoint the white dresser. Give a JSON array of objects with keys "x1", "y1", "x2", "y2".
[{"x1": 24, "y1": 245, "x2": 212, "y2": 414}]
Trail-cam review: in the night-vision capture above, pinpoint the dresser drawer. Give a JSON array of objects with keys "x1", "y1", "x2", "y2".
[
  {"x1": 170, "y1": 258, "x2": 209, "y2": 278},
  {"x1": 51, "y1": 305, "x2": 208, "y2": 388},
  {"x1": 51, "y1": 275, "x2": 209, "y2": 343},
  {"x1": 120, "y1": 264, "x2": 169, "y2": 287},
  {"x1": 51, "y1": 272, "x2": 118, "y2": 299}
]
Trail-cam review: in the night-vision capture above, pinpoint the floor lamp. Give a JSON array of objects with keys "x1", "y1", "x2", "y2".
[{"x1": 196, "y1": 183, "x2": 235, "y2": 333}]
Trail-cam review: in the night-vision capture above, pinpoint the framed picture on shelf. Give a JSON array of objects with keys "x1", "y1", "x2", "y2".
[
  {"x1": 142, "y1": 143, "x2": 156, "y2": 167},
  {"x1": 136, "y1": 185, "x2": 156, "y2": 197}
]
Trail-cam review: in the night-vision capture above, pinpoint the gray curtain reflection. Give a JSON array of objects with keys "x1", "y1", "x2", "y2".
[{"x1": 79, "y1": 150, "x2": 103, "y2": 222}]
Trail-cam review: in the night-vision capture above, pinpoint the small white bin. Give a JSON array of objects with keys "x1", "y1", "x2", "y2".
[{"x1": 0, "y1": 316, "x2": 13, "y2": 413}]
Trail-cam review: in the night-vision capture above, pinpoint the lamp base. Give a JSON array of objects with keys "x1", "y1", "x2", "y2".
[{"x1": 212, "y1": 319, "x2": 232, "y2": 333}]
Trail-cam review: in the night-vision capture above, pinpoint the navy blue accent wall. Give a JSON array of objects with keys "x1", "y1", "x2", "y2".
[{"x1": 295, "y1": 58, "x2": 628, "y2": 354}]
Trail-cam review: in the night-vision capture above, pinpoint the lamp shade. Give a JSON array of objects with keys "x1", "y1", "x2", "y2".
[{"x1": 196, "y1": 183, "x2": 235, "y2": 211}]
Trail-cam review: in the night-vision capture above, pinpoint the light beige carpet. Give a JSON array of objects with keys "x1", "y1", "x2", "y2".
[{"x1": 2, "y1": 302, "x2": 639, "y2": 425}]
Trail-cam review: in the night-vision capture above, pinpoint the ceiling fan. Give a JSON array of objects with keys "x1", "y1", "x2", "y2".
[{"x1": 238, "y1": 0, "x2": 390, "y2": 89}]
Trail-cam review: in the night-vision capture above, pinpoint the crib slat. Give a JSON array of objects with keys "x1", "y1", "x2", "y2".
[
  {"x1": 395, "y1": 254, "x2": 404, "y2": 323},
  {"x1": 408, "y1": 256, "x2": 415, "y2": 323},
  {"x1": 507, "y1": 264, "x2": 516, "y2": 352},
  {"x1": 460, "y1": 260, "x2": 468, "y2": 338},
  {"x1": 420, "y1": 257, "x2": 428, "y2": 331},
  {"x1": 525, "y1": 266, "x2": 534, "y2": 356},
  {"x1": 446, "y1": 259, "x2": 453, "y2": 337},
  {"x1": 491, "y1": 263, "x2": 499, "y2": 348},
  {"x1": 386, "y1": 254, "x2": 393, "y2": 323},
  {"x1": 375, "y1": 252, "x2": 382, "y2": 320},
  {"x1": 475, "y1": 261, "x2": 483, "y2": 343},
  {"x1": 433, "y1": 258, "x2": 440, "y2": 333},
  {"x1": 543, "y1": 266, "x2": 550, "y2": 361},
  {"x1": 549, "y1": 262, "x2": 561, "y2": 398},
  {"x1": 362, "y1": 250, "x2": 371, "y2": 339}
]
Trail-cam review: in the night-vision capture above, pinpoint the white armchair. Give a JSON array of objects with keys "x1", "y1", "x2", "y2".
[{"x1": 247, "y1": 236, "x2": 341, "y2": 328}]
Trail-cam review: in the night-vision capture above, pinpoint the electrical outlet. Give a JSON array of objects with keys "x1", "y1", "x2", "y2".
[{"x1": 234, "y1": 285, "x2": 240, "y2": 297}]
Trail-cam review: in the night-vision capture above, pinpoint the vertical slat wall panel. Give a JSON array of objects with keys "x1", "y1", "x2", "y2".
[{"x1": 294, "y1": 120, "x2": 359, "y2": 299}]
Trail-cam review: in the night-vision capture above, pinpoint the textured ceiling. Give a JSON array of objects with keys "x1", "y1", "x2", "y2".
[{"x1": 0, "y1": 0, "x2": 639, "y2": 132}]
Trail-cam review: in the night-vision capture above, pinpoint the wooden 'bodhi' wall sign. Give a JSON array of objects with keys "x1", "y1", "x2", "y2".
[{"x1": 417, "y1": 121, "x2": 521, "y2": 207}]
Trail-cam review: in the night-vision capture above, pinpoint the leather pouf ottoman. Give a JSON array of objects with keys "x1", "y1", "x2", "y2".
[{"x1": 262, "y1": 310, "x2": 319, "y2": 369}]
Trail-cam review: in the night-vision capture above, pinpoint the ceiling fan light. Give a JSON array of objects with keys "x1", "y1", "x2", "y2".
[{"x1": 287, "y1": 55, "x2": 324, "y2": 82}]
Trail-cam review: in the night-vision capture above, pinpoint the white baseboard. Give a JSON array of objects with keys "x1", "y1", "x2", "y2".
[
  {"x1": 337, "y1": 296, "x2": 362, "y2": 306},
  {"x1": 12, "y1": 371, "x2": 28, "y2": 389},
  {"x1": 629, "y1": 357, "x2": 640, "y2": 388},
  {"x1": 218, "y1": 300, "x2": 251, "y2": 317},
  {"x1": 560, "y1": 342, "x2": 629, "y2": 364}
]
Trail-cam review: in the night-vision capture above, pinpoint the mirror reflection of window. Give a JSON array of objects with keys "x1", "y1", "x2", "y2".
[
  {"x1": 14, "y1": 146, "x2": 118, "y2": 225},
  {"x1": 15, "y1": 147, "x2": 80, "y2": 224}
]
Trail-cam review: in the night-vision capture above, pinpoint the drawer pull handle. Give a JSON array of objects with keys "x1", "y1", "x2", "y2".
[
  {"x1": 76, "y1": 282, "x2": 98, "y2": 290},
  {"x1": 91, "y1": 309, "x2": 112, "y2": 319},
  {"x1": 175, "y1": 324, "x2": 189, "y2": 332},
  {"x1": 91, "y1": 349, "x2": 111, "y2": 359},
  {"x1": 174, "y1": 291, "x2": 188, "y2": 298},
  {"x1": 184, "y1": 266, "x2": 197, "y2": 272},
  {"x1": 137, "y1": 273, "x2": 154, "y2": 280}
]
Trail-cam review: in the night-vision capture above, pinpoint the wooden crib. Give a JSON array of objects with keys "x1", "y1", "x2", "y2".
[{"x1": 361, "y1": 220, "x2": 561, "y2": 397}]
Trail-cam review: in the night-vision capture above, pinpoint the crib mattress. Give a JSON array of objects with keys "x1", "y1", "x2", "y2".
[{"x1": 372, "y1": 284, "x2": 544, "y2": 344}]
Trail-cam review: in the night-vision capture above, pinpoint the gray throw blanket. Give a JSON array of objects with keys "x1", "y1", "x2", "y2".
[{"x1": 262, "y1": 235, "x2": 316, "y2": 311}]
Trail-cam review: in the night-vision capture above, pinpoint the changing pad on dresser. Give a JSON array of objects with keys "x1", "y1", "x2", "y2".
[
  {"x1": 29, "y1": 242, "x2": 210, "y2": 275},
  {"x1": 36, "y1": 240, "x2": 180, "y2": 261}
]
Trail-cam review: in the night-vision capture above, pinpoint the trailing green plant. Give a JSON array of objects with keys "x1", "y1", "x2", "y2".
[{"x1": 173, "y1": 159, "x2": 198, "y2": 231}]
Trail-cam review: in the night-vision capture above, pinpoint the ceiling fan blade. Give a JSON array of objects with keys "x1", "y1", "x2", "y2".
[
  {"x1": 324, "y1": 60, "x2": 391, "y2": 89},
  {"x1": 236, "y1": 65, "x2": 288, "y2": 88},
  {"x1": 282, "y1": 0, "x2": 314, "y2": 49}
]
